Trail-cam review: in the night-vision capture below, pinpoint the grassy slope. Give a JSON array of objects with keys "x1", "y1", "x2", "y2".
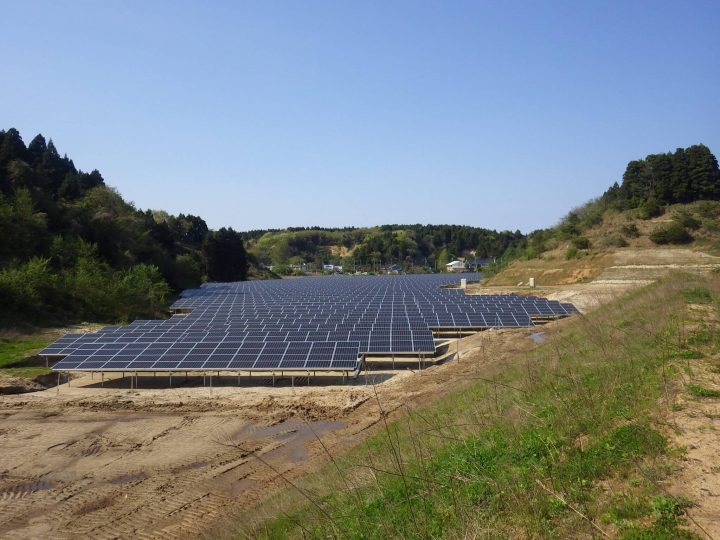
[
  {"x1": 222, "y1": 272, "x2": 720, "y2": 539},
  {"x1": 0, "y1": 337, "x2": 53, "y2": 379}
]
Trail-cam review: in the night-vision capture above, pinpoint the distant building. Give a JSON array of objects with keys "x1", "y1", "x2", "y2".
[
  {"x1": 323, "y1": 263, "x2": 343, "y2": 273},
  {"x1": 384, "y1": 264, "x2": 402, "y2": 274},
  {"x1": 445, "y1": 260, "x2": 466, "y2": 272},
  {"x1": 465, "y1": 257, "x2": 495, "y2": 270}
]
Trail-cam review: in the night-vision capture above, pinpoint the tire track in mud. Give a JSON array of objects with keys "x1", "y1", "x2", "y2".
[{"x1": 0, "y1": 425, "x2": 291, "y2": 539}]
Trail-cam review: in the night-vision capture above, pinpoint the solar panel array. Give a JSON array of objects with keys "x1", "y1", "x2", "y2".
[{"x1": 44, "y1": 274, "x2": 575, "y2": 373}]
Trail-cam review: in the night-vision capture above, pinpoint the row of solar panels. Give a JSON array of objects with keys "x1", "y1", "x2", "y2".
[
  {"x1": 49, "y1": 341, "x2": 361, "y2": 372},
  {"x1": 45, "y1": 274, "x2": 576, "y2": 373}
]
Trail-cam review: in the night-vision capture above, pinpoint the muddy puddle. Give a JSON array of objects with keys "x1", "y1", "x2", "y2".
[
  {"x1": 235, "y1": 420, "x2": 345, "y2": 464},
  {"x1": 109, "y1": 473, "x2": 146, "y2": 484}
]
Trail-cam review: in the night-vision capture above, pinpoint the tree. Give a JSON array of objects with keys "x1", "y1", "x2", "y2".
[{"x1": 204, "y1": 227, "x2": 248, "y2": 282}]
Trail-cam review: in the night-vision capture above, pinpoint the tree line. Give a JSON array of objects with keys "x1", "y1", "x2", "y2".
[
  {"x1": 0, "y1": 128, "x2": 248, "y2": 325},
  {"x1": 247, "y1": 224, "x2": 527, "y2": 272}
]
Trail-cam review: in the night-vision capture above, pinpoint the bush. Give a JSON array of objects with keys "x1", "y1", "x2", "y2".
[
  {"x1": 674, "y1": 211, "x2": 701, "y2": 231},
  {"x1": 607, "y1": 235, "x2": 629, "y2": 248},
  {"x1": 650, "y1": 223, "x2": 693, "y2": 245},
  {"x1": 693, "y1": 200, "x2": 720, "y2": 219},
  {"x1": 571, "y1": 237, "x2": 591, "y2": 250},
  {"x1": 621, "y1": 223, "x2": 640, "y2": 238},
  {"x1": 565, "y1": 245, "x2": 579, "y2": 260},
  {"x1": 639, "y1": 198, "x2": 664, "y2": 220}
]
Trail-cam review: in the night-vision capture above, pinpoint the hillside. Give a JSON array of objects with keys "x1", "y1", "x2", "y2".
[
  {"x1": 244, "y1": 225, "x2": 525, "y2": 274},
  {"x1": 485, "y1": 201, "x2": 720, "y2": 288},
  {"x1": 485, "y1": 144, "x2": 720, "y2": 288},
  {"x1": 0, "y1": 128, "x2": 251, "y2": 327}
]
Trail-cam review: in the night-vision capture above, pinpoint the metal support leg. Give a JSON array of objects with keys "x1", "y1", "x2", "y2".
[
  {"x1": 101, "y1": 372, "x2": 104, "y2": 387},
  {"x1": 272, "y1": 372, "x2": 275, "y2": 386},
  {"x1": 169, "y1": 372, "x2": 172, "y2": 388}
]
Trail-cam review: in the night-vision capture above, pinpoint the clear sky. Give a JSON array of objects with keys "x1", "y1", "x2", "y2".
[{"x1": 2, "y1": 1, "x2": 718, "y2": 233}]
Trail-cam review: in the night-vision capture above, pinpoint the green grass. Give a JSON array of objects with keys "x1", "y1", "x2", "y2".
[
  {"x1": 683, "y1": 286, "x2": 713, "y2": 304},
  {"x1": 0, "y1": 337, "x2": 53, "y2": 378},
  {"x1": 687, "y1": 384, "x2": 720, "y2": 398},
  {"x1": 220, "y1": 273, "x2": 717, "y2": 539}
]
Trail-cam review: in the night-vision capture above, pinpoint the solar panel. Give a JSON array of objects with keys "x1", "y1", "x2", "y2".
[{"x1": 45, "y1": 273, "x2": 575, "y2": 373}]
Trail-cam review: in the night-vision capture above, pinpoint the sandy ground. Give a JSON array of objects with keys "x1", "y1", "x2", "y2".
[{"x1": 1, "y1": 248, "x2": 718, "y2": 538}]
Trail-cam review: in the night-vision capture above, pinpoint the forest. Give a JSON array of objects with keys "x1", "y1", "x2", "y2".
[{"x1": 0, "y1": 128, "x2": 248, "y2": 325}]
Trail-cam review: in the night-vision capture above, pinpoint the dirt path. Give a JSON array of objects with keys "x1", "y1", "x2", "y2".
[{"x1": 0, "y1": 328, "x2": 539, "y2": 539}]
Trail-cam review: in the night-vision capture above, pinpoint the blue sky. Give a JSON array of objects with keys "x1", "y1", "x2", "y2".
[{"x1": 2, "y1": 1, "x2": 718, "y2": 232}]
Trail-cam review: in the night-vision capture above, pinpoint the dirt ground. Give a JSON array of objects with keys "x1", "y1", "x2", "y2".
[
  {"x1": 0, "y1": 248, "x2": 718, "y2": 539},
  {"x1": 0, "y1": 328, "x2": 543, "y2": 539}
]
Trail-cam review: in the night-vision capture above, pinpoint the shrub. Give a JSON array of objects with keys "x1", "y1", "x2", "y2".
[
  {"x1": 650, "y1": 223, "x2": 693, "y2": 245},
  {"x1": 565, "y1": 245, "x2": 579, "y2": 260},
  {"x1": 571, "y1": 237, "x2": 591, "y2": 250},
  {"x1": 607, "y1": 235, "x2": 629, "y2": 248},
  {"x1": 638, "y1": 198, "x2": 664, "y2": 220},
  {"x1": 693, "y1": 200, "x2": 720, "y2": 219},
  {"x1": 674, "y1": 211, "x2": 701, "y2": 231},
  {"x1": 621, "y1": 223, "x2": 640, "y2": 238}
]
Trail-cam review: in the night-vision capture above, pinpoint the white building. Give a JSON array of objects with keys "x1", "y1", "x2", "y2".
[{"x1": 445, "y1": 260, "x2": 466, "y2": 272}]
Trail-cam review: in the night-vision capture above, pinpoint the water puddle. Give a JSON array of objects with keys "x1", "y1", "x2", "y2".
[
  {"x1": 109, "y1": 473, "x2": 146, "y2": 485},
  {"x1": 14, "y1": 480, "x2": 55, "y2": 493},
  {"x1": 235, "y1": 420, "x2": 345, "y2": 464},
  {"x1": 529, "y1": 332, "x2": 546, "y2": 344},
  {"x1": 189, "y1": 461, "x2": 207, "y2": 469}
]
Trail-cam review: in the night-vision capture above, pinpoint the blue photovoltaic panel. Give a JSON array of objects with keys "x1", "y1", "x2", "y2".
[{"x1": 46, "y1": 273, "x2": 575, "y2": 372}]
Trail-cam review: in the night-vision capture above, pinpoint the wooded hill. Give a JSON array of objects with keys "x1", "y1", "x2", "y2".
[
  {"x1": 244, "y1": 225, "x2": 526, "y2": 274},
  {"x1": 0, "y1": 128, "x2": 249, "y2": 325},
  {"x1": 244, "y1": 144, "x2": 720, "y2": 275},
  {"x1": 515, "y1": 144, "x2": 720, "y2": 263}
]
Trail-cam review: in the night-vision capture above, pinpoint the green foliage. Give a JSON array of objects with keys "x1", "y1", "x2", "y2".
[
  {"x1": 638, "y1": 198, "x2": 665, "y2": 219},
  {"x1": 0, "y1": 337, "x2": 54, "y2": 379},
  {"x1": 571, "y1": 236, "x2": 591, "y2": 250},
  {"x1": 565, "y1": 245, "x2": 579, "y2": 259},
  {"x1": 0, "y1": 247, "x2": 171, "y2": 323},
  {"x1": 246, "y1": 225, "x2": 526, "y2": 273},
  {"x1": 0, "y1": 338, "x2": 52, "y2": 369},
  {"x1": 687, "y1": 384, "x2": 720, "y2": 398},
  {"x1": 650, "y1": 223, "x2": 693, "y2": 245},
  {"x1": 606, "y1": 144, "x2": 720, "y2": 208},
  {"x1": 675, "y1": 210, "x2": 701, "y2": 230},
  {"x1": 0, "y1": 128, "x2": 251, "y2": 326},
  {"x1": 683, "y1": 286, "x2": 712, "y2": 304},
  {"x1": 204, "y1": 228, "x2": 248, "y2": 282}
]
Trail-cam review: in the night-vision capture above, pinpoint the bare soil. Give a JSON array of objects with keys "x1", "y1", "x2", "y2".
[{"x1": 0, "y1": 328, "x2": 541, "y2": 539}]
